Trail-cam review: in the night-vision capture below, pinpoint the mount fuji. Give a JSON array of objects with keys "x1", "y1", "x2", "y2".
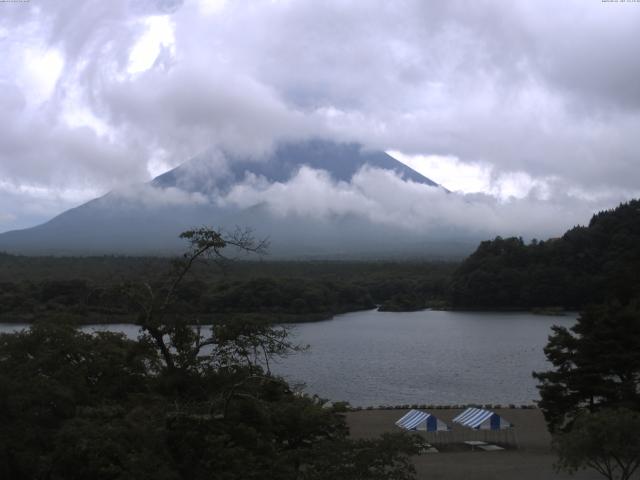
[{"x1": 0, "y1": 140, "x2": 476, "y2": 258}]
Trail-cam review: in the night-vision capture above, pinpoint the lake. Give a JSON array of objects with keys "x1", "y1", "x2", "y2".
[
  {"x1": 0, "y1": 309, "x2": 575, "y2": 407},
  {"x1": 272, "y1": 309, "x2": 576, "y2": 406}
]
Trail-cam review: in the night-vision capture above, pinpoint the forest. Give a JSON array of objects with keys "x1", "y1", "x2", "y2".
[
  {"x1": 0, "y1": 256, "x2": 454, "y2": 323},
  {"x1": 450, "y1": 199, "x2": 640, "y2": 310},
  {"x1": 2, "y1": 200, "x2": 640, "y2": 322}
]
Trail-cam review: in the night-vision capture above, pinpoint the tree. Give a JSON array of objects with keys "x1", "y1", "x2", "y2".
[
  {"x1": 124, "y1": 226, "x2": 269, "y2": 373},
  {"x1": 0, "y1": 226, "x2": 423, "y2": 480},
  {"x1": 0, "y1": 322, "x2": 158, "y2": 480},
  {"x1": 533, "y1": 301, "x2": 640, "y2": 432},
  {"x1": 300, "y1": 433, "x2": 423, "y2": 480},
  {"x1": 554, "y1": 408, "x2": 640, "y2": 480},
  {"x1": 450, "y1": 199, "x2": 640, "y2": 310}
]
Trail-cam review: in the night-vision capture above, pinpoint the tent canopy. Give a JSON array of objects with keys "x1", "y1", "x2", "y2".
[
  {"x1": 395, "y1": 409, "x2": 449, "y2": 432},
  {"x1": 452, "y1": 407, "x2": 512, "y2": 431}
]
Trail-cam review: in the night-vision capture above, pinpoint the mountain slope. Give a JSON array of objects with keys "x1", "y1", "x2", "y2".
[{"x1": 0, "y1": 139, "x2": 472, "y2": 257}]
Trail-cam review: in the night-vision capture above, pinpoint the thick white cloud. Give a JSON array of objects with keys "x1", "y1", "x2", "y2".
[
  {"x1": 1, "y1": 0, "x2": 639, "y2": 233},
  {"x1": 219, "y1": 165, "x2": 616, "y2": 240}
]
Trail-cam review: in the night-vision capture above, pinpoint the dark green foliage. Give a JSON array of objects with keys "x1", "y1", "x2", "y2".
[
  {"x1": 299, "y1": 433, "x2": 424, "y2": 480},
  {"x1": 0, "y1": 258, "x2": 455, "y2": 322},
  {"x1": 0, "y1": 228, "x2": 422, "y2": 479},
  {"x1": 533, "y1": 302, "x2": 640, "y2": 432},
  {"x1": 0, "y1": 323, "x2": 417, "y2": 480},
  {"x1": 52, "y1": 405, "x2": 177, "y2": 480},
  {"x1": 528, "y1": 207, "x2": 640, "y2": 477},
  {"x1": 202, "y1": 277, "x2": 375, "y2": 316},
  {"x1": 451, "y1": 200, "x2": 640, "y2": 309},
  {"x1": 554, "y1": 408, "x2": 640, "y2": 480},
  {"x1": 0, "y1": 321, "x2": 420, "y2": 480},
  {"x1": 0, "y1": 322, "x2": 157, "y2": 480}
]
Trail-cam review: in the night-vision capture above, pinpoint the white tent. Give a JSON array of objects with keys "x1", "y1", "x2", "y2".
[
  {"x1": 395, "y1": 409, "x2": 450, "y2": 432},
  {"x1": 452, "y1": 407, "x2": 512, "y2": 430}
]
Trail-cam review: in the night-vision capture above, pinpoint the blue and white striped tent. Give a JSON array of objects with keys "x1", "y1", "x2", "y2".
[
  {"x1": 452, "y1": 408, "x2": 511, "y2": 430},
  {"x1": 395, "y1": 409, "x2": 449, "y2": 432}
]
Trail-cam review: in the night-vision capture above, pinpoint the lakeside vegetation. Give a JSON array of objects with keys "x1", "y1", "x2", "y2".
[
  {"x1": 0, "y1": 228, "x2": 426, "y2": 480},
  {"x1": 0, "y1": 255, "x2": 455, "y2": 324},
  {"x1": 1, "y1": 200, "x2": 640, "y2": 479},
  {"x1": 3, "y1": 200, "x2": 640, "y2": 325}
]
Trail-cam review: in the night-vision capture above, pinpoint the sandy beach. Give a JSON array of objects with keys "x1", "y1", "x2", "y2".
[{"x1": 345, "y1": 408, "x2": 601, "y2": 480}]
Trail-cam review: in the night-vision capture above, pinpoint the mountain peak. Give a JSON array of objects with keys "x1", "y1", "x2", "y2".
[
  {"x1": 152, "y1": 139, "x2": 439, "y2": 193},
  {"x1": 0, "y1": 139, "x2": 455, "y2": 257}
]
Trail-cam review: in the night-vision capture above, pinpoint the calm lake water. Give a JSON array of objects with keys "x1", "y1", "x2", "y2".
[
  {"x1": 0, "y1": 309, "x2": 575, "y2": 407},
  {"x1": 272, "y1": 309, "x2": 576, "y2": 406}
]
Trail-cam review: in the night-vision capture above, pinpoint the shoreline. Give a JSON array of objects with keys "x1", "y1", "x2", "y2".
[{"x1": 0, "y1": 307, "x2": 579, "y2": 325}]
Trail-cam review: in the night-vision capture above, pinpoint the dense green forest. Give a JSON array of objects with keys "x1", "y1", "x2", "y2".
[
  {"x1": 450, "y1": 199, "x2": 640, "y2": 310},
  {"x1": 0, "y1": 255, "x2": 454, "y2": 323},
  {"x1": 2, "y1": 199, "x2": 640, "y2": 321},
  {"x1": 0, "y1": 229, "x2": 423, "y2": 479}
]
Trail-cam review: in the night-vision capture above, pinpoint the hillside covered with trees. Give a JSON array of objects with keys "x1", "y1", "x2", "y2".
[{"x1": 450, "y1": 200, "x2": 640, "y2": 310}]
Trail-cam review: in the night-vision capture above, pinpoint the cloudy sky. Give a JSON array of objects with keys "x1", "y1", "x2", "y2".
[{"x1": 1, "y1": 0, "x2": 639, "y2": 237}]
